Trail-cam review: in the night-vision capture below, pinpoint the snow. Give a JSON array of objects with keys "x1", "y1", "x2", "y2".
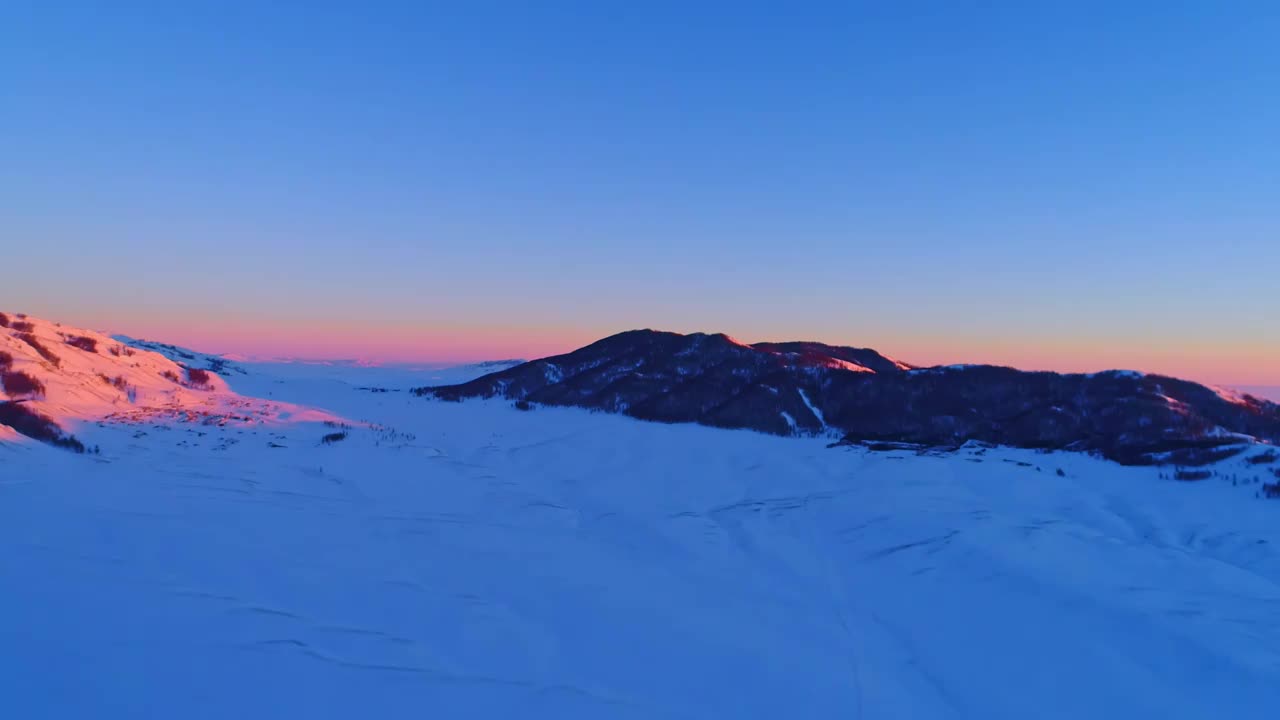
[
  {"x1": 2, "y1": 315, "x2": 344, "y2": 434},
  {"x1": 1208, "y1": 384, "x2": 1259, "y2": 407},
  {"x1": 910, "y1": 364, "x2": 978, "y2": 374},
  {"x1": 4, "y1": 315, "x2": 1280, "y2": 718},
  {"x1": 1089, "y1": 369, "x2": 1146, "y2": 379},
  {"x1": 822, "y1": 357, "x2": 874, "y2": 373},
  {"x1": 797, "y1": 387, "x2": 827, "y2": 430},
  {"x1": 883, "y1": 354, "x2": 915, "y2": 371},
  {"x1": 779, "y1": 410, "x2": 797, "y2": 432},
  {"x1": 543, "y1": 362, "x2": 564, "y2": 383}
]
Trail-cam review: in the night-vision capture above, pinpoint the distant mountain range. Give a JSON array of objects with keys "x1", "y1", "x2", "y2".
[
  {"x1": 8, "y1": 311, "x2": 1277, "y2": 468},
  {"x1": 417, "y1": 329, "x2": 1280, "y2": 466}
]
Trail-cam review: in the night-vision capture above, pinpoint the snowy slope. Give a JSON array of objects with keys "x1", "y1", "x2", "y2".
[
  {"x1": 1, "y1": 313, "x2": 344, "y2": 448},
  {"x1": 3, "y1": 313, "x2": 1280, "y2": 717},
  {"x1": 113, "y1": 334, "x2": 248, "y2": 375},
  {"x1": 3, "y1": 345, "x2": 1280, "y2": 718}
]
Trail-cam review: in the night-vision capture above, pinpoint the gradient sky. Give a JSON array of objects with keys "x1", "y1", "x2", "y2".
[{"x1": 3, "y1": 1, "x2": 1278, "y2": 384}]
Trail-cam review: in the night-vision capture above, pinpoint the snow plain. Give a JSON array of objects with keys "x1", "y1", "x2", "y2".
[{"x1": 3, "y1": 350, "x2": 1280, "y2": 718}]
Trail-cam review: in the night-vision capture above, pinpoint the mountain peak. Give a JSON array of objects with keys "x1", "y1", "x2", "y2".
[{"x1": 417, "y1": 329, "x2": 1279, "y2": 466}]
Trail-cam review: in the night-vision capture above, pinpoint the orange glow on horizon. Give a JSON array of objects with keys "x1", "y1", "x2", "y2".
[
  {"x1": 880, "y1": 335, "x2": 1278, "y2": 388},
  {"x1": 34, "y1": 306, "x2": 1279, "y2": 387},
  {"x1": 103, "y1": 316, "x2": 596, "y2": 365}
]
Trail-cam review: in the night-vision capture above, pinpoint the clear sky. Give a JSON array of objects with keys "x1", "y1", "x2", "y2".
[{"x1": 3, "y1": 1, "x2": 1277, "y2": 384}]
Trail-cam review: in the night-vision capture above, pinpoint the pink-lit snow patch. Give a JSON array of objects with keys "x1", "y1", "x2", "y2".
[
  {"x1": 1209, "y1": 385, "x2": 1261, "y2": 408},
  {"x1": 821, "y1": 357, "x2": 875, "y2": 373},
  {"x1": 1, "y1": 313, "x2": 352, "y2": 439},
  {"x1": 881, "y1": 354, "x2": 916, "y2": 371}
]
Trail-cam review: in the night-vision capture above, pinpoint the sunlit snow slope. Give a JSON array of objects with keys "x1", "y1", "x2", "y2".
[
  {"x1": 2, "y1": 316, "x2": 1280, "y2": 719},
  {"x1": 1, "y1": 312, "x2": 341, "y2": 446}
]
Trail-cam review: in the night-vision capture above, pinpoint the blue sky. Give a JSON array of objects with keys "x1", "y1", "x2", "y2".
[{"x1": 3, "y1": 1, "x2": 1277, "y2": 383}]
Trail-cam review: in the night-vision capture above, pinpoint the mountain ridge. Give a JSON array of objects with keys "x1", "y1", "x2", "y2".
[{"x1": 417, "y1": 329, "x2": 1280, "y2": 466}]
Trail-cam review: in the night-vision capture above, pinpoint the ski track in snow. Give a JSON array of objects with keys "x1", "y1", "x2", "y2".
[
  {"x1": 2, "y1": 359, "x2": 1280, "y2": 718},
  {"x1": 797, "y1": 387, "x2": 827, "y2": 431}
]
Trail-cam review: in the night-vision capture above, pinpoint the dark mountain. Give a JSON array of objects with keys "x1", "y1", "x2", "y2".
[{"x1": 416, "y1": 330, "x2": 1280, "y2": 466}]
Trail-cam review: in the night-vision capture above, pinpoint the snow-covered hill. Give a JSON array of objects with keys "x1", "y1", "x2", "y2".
[
  {"x1": 113, "y1": 334, "x2": 248, "y2": 376},
  {"x1": 423, "y1": 329, "x2": 1280, "y2": 466},
  {"x1": 1, "y1": 312, "x2": 342, "y2": 451},
  {"x1": 3, "y1": 312, "x2": 1280, "y2": 718}
]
